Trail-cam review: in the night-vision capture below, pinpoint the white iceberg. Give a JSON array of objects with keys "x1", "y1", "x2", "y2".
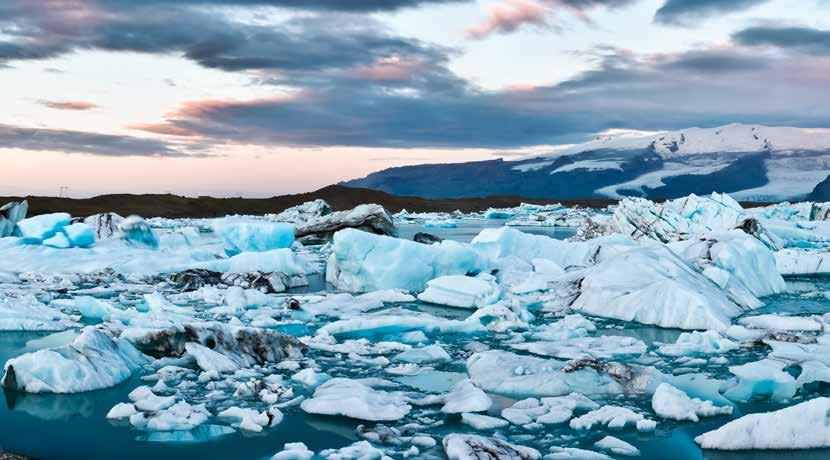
[
  {"x1": 417, "y1": 274, "x2": 500, "y2": 309},
  {"x1": 695, "y1": 397, "x2": 830, "y2": 450},
  {"x1": 3, "y1": 327, "x2": 148, "y2": 393}
]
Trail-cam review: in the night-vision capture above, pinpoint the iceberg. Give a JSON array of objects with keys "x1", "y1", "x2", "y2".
[
  {"x1": 16, "y1": 212, "x2": 71, "y2": 243},
  {"x1": 723, "y1": 359, "x2": 797, "y2": 402},
  {"x1": 442, "y1": 434, "x2": 540, "y2": 460},
  {"x1": 417, "y1": 274, "x2": 500, "y2": 309},
  {"x1": 651, "y1": 383, "x2": 731, "y2": 422},
  {"x1": 118, "y1": 216, "x2": 158, "y2": 248},
  {"x1": 572, "y1": 244, "x2": 751, "y2": 330},
  {"x1": 318, "y1": 307, "x2": 484, "y2": 338},
  {"x1": 670, "y1": 230, "x2": 784, "y2": 299},
  {"x1": 0, "y1": 295, "x2": 78, "y2": 331},
  {"x1": 212, "y1": 220, "x2": 295, "y2": 254},
  {"x1": 300, "y1": 378, "x2": 412, "y2": 421},
  {"x1": 471, "y1": 227, "x2": 595, "y2": 269},
  {"x1": 466, "y1": 350, "x2": 622, "y2": 398},
  {"x1": 695, "y1": 397, "x2": 830, "y2": 450},
  {"x1": 511, "y1": 335, "x2": 647, "y2": 360},
  {"x1": 327, "y1": 228, "x2": 483, "y2": 292},
  {"x1": 440, "y1": 379, "x2": 492, "y2": 414},
  {"x1": 0, "y1": 200, "x2": 28, "y2": 237},
  {"x1": 61, "y1": 222, "x2": 96, "y2": 248},
  {"x1": 269, "y1": 199, "x2": 332, "y2": 224},
  {"x1": 84, "y1": 212, "x2": 123, "y2": 240},
  {"x1": 594, "y1": 436, "x2": 640, "y2": 457},
  {"x1": 3, "y1": 327, "x2": 148, "y2": 393},
  {"x1": 295, "y1": 203, "x2": 396, "y2": 244}
]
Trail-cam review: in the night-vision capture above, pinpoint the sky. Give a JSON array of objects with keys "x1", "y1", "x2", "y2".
[{"x1": 2, "y1": 0, "x2": 830, "y2": 197}]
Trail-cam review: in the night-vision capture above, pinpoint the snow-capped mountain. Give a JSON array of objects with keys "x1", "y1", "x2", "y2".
[{"x1": 344, "y1": 124, "x2": 830, "y2": 201}]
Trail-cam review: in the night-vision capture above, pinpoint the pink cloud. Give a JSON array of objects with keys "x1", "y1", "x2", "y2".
[
  {"x1": 351, "y1": 56, "x2": 424, "y2": 82},
  {"x1": 466, "y1": 0, "x2": 548, "y2": 40},
  {"x1": 38, "y1": 100, "x2": 97, "y2": 111}
]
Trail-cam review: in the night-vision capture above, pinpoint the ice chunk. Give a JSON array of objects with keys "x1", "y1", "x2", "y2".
[
  {"x1": 84, "y1": 212, "x2": 123, "y2": 240},
  {"x1": 318, "y1": 307, "x2": 484, "y2": 338},
  {"x1": 671, "y1": 230, "x2": 784, "y2": 299},
  {"x1": 217, "y1": 406, "x2": 269, "y2": 432},
  {"x1": 501, "y1": 393, "x2": 598, "y2": 426},
  {"x1": 61, "y1": 223, "x2": 96, "y2": 248},
  {"x1": 3, "y1": 327, "x2": 148, "y2": 393},
  {"x1": 417, "y1": 275, "x2": 500, "y2": 309},
  {"x1": 395, "y1": 344, "x2": 451, "y2": 364},
  {"x1": 443, "y1": 434, "x2": 540, "y2": 460},
  {"x1": 301, "y1": 378, "x2": 412, "y2": 421},
  {"x1": 328, "y1": 228, "x2": 483, "y2": 292},
  {"x1": 461, "y1": 413, "x2": 509, "y2": 430},
  {"x1": 272, "y1": 442, "x2": 315, "y2": 460},
  {"x1": 723, "y1": 359, "x2": 797, "y2": 402},
  {"x1": 441, "y1": 379, "x2": 492, "y2": 414},
  {"x1": 319, "y1": 440, "x2": 387, "y2": 460},
  {"x1": 16, "y1": 212, "x2": 71, "y2": 242},
  {"x1": 0, "y1": 295, "x2": 78, "y2": 331},
  {"x1": 471, "y1": 227, "x2": 595, "y2": 268},
  {"x1": 269, "y1": 199, "x2": 332, "y2": 224},
  {"x1": 118, "y1": 216, "x2": 158, "y2": 248},
  {"x1": 774, "y1": 249, "x2": 830, "y2": 276},
  {"x1": 185, "y1": 343, "x2": 240, "y2": 373},
  {"x1": 594, "y1": 436, "x2": 640, "y2": 457},
  {"x1": 0, "y1": 200, "x2": 27, "y2": 237},
  {"x1": 213, "y1": 221, "x2": 295, "y2": 254},
  {"x1": 106, "y1": 402, "x2": 137, "y2": 419},
  {"x1": 569, "y1": 405, "x2": 644, "y2": 430},
  {"x1": 695, "y1": 397, "x2": 830, "y2": 450},
  {"x1": 467, "y1": 350, "x2": 622, "y2": 398},
  {"x1": 572, "y1": 244, "x2": 751, "y2": 330},
  {"x1": 651, "y1": 383, "x2": 732, "y2": 422},
  {"x1": 512, "y1": 335, "x2": 646, "y2": 360},
  {"x1": 202, "y1": 248, "x2": 311, "y2": 276},
  {"x1": 546, "y1": 447, "x2": 612, "y2": 459},
  {"x1": 656, "y1": 330, "x2": 738, "y2": 357},
  {"x1": 738, "y1": 314, "x2": 822, "y2": 332}
]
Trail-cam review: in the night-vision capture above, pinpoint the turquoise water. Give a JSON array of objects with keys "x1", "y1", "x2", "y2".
[{"x1": 1, "y1": 224, "x2": 830, "y2": 459}]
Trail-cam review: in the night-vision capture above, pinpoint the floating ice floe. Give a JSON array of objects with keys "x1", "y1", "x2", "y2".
[
  {"x1": 695, "y1": 397, "x2": 830, "y2": 450},
  {"x1": 442, "y1": 434, "x2": 540, "y2": 460},
  {"x1": 417, "y1": 274, "x2": 500, "y2": 309},
  {"x1": 3, "y1": 327, "x2": 148, "y2": 393},
  {"x1": 318, "y1": 307, "x2": 484, "y2": 338},
  {"x1": 300, "y1": 378, "x2": 412, "y2": 421},
  {"x1": 466, "y1": 350, "x2": 622, "y2": 398},
  {"x1": 440, "y1": 379, "x2": 492, "y2": 414},
  {"x1": 0, "y1": 295, "x2": 78, "y2": 331},
  {"x1": 651, "y1": 383, "x2": 732, "y2": 422},
  {"x1": 594, "y1": 436, "x2": 640, "y2": 457},
  {"x1": 656, "y1": 330, "x2": 738, "y2": 357}
]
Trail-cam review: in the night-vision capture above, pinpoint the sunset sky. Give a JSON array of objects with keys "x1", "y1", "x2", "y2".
[{"x1": 2, "y1": 0, "x2": 830, "y2": 197}]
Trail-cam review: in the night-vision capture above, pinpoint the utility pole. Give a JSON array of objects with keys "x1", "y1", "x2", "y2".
[{"x1": 58, "y1": 186, "x2": 69, "y2": 198}]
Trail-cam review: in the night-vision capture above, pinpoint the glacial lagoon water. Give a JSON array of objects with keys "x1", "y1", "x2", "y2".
[{"x1": 1, "y1": 221, "x2": 829, "y2": 460}]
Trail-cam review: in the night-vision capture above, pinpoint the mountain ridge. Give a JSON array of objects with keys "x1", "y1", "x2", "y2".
[{"x1": 344, "y1": 123, "x2": 830, "y2": 201}]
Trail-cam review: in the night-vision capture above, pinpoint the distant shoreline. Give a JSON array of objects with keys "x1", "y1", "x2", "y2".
[{"x1": 0, "y1": 185, "x2": 772, "y2": 219}]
